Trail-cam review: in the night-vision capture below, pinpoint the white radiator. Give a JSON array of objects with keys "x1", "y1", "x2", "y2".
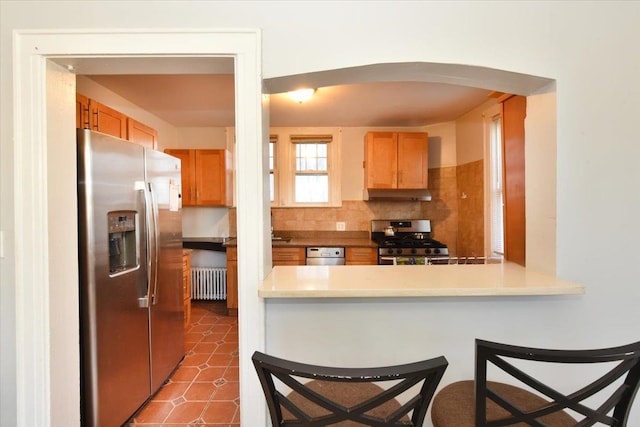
[{"x1": 190, "y1": 267, "x2": 227, "y2": 300}]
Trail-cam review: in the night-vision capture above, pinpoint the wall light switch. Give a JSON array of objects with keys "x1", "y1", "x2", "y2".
[{"x1": 336, "y1": 222, "x2": 346, "y2": 231}]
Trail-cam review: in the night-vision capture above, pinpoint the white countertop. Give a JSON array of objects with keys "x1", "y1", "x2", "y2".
[{"x1": 259, "y1": 262, "x2": 585, "y2": 298}]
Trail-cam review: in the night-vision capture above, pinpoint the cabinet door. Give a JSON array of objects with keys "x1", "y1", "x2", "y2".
[
  {"x1": 164, "y1": 149, "x2": 196, "y2": 206},
  {"x1": 182, "y1": 253, "x2": 191, "y2": 300},
  {"x1": 226, "y1": 248, "x2": 238, "y2": 316},
  {"x1": 397, "y1": 132, "x2": 428, "y2": 189},
  {"x1": 127, "y1": 118, "x2": 158, "y2": 150},
  {"x1": 182, "y1": 253, "x2": 191, "y2": 326},
  {"x1": 365, "y1": 132, "x2": 398, "y2": 189},
  {"x1": 89, "y1": 100, "x2": 127, "y2": 139},
  {"x1": 195, "y1": 150, "x2": 229, "y2": 206},
  {"x1": 76, "y1": 93, "x2": 90, "y2": 129},
  {"x1": 272, "y1": 247, "x2": 306, "y2": 266},
  {"x1": 345, "y1": 247, "x2": 378, "y2": 265}
]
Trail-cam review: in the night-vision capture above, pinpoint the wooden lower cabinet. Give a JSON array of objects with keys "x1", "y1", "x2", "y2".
[
  {"x1": 345, "y1": 247, "x2": 378, "y2": 265},
  {"x1": 272, "y1": 247, "x2": 306, "y2": 266},
  {"x1": 226, "y1": 247, "x2": 238, "y2": 316},
  {"x1": 182, "y1": 251, "x2": 192, "y2": 327}
]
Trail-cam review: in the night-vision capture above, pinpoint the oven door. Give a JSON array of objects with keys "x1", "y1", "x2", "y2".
[{"x1": 379, "y1": 256, "x2": 427, "y2": 265}]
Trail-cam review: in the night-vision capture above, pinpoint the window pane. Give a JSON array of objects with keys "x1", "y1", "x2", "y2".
[
  {"x1": 270, "y1": 172, "x2": 275, "y2": 202},
  {"x1": 490, "y1": 117, "x2": 504, "y2": 256},
  {"x1": 269, "y1": 142, "x2": 275, "y2": 170},
  {"x1": 295, "y1": 174, "x2": 328, "y2": 202},
  {"x1": 296, "y1": 142, "x2": 328, "y2": 172}
]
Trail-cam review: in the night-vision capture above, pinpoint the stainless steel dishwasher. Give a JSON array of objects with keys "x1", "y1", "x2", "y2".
[{"x1": 305, "y1": 247, "x2": 345, "y2": 265}]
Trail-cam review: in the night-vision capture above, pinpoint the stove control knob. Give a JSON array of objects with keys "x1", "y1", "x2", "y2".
[
  {"x1": 396, "y1": 249, "x2": 403, "y2": 255},
  {"x1": 387, "y1": 249, "x2": 394, "y2": 255},
  {"x1": 425, "y1": 248, "x2": 432, "y2": 255},
  {"x1": 434, "y1": 248, "x2": 441, "y2": 254},
  {"x1": 411, "y1": 248, "x2": 417, "y2": 255}
]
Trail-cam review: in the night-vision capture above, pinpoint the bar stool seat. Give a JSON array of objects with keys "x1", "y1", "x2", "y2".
[
  {"x1": 431, "y1": 380, "x2": 576, "y2": 427},
  {"x1": 284, "y1": 380, "x2": 410, "y2": 426}
]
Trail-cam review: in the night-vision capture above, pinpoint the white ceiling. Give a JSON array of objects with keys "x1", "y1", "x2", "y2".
[
  {"x1": 64, "y1": 57, "x2": 552, "y2": 128},
  {"x1": 87, "y1": 74, "x2": 491, "y2": 127}
]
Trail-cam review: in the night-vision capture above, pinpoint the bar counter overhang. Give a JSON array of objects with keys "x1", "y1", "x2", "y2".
[{"x1": 259, "y1": 262, "x2": 585, "y2": 299}]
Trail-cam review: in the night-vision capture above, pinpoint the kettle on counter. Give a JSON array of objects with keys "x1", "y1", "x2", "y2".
[{"x1": 384, "y1": 226, "x2": 395, "y2": 237}]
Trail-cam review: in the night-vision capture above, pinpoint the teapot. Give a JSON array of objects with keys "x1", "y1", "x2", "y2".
[{"x1": 384, "y1": 226, "x2": 395, "y2": 237}]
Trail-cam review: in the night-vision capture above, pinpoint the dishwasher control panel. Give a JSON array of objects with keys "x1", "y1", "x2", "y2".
[
  {"x1": 306, "y1": 247, "x2": 346, "y2": 265},
  {"x1": 306, "y1": 247, "x2": 345, "y2": 258}
]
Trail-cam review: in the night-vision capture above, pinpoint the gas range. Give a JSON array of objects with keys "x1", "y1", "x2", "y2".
[{"x1": 371, "y1": 220, "x2": 449, "y2": 264}]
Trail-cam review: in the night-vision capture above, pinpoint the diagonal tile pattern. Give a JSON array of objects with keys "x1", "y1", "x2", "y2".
[{"x1": 126, "y1": 301, "x2": 240, "y2": 427}]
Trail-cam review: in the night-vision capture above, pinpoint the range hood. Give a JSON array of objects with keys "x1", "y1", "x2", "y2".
[{"x1": 364, "y1": 188, "x2": 432, "y2": 201}]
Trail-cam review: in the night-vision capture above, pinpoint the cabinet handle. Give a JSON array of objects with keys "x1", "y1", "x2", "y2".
[
  {"x1": 82, "y1": 107, "x2": 90, "y2": 128},
  {"x1": 91, "y1": 110, "x2": 99, "y2": 130}
]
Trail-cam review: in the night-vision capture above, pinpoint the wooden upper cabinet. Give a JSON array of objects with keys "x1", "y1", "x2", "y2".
[
  {"x1": 89, "y1": 99, "x2": 128, "y2": 139},
  {"x1": 76, "y1": 93, "x2": 90, "y2": 129},
  {"x1": 164, "y1": 149, "x2": 196, "y2": 206},
  {"x1": 196, "y1": 150, "x2": 232, "y2": 206},
  {"x1": 77, "y1": 94, "x2": 159, "y2": 149},
  {"x1": 397, "y1": 132, "x2": 429, "y2": 189},
  {"x1": 127, "y1": 118, "x2": 158, "y2": 150},
  {"x1": 365, "y1": 131, "x2": 428, "y2": 189},
  {"x1": 365, "y1": 132, "x2": 398, "y2": 189},
  {"x1": 165, "y1": 149, "x2": 232, "y2": 207}
]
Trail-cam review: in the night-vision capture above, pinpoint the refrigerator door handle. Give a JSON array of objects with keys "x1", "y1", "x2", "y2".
[
  {"x1": 148, "y1": 181, "x2": 160, "y2": 305},
  {"x1": 136, "y1": 181, "x2": 153, "y2": 308}
]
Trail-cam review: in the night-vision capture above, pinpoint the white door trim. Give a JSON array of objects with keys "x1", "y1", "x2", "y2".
[{"x1": 13, "y1": 29, "x2": 267, "y2": 427}]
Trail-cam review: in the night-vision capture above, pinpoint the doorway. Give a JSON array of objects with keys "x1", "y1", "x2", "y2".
[{"x1": 13, "y1": 29, "x2": 267, "y2": 427}]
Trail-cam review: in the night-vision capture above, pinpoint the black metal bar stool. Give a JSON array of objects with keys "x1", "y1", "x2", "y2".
[{"x1": 431, "y1": 338, "x2": 640, "y2": 426}]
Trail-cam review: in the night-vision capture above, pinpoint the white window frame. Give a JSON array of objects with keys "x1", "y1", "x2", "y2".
[
  {"x1": 483, "y1": 103, "x2": 504, "y2": 259},
  {"x1": 269, "y1": 135, "x2": 279, "y2": 204},
  {"x1": 270, "y1": 127, "x2": 342, "y2": 207}
]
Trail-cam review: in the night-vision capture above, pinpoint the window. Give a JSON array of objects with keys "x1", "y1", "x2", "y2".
[
  {"x1": 293, "y1": 135, "x2": 330, "y2": 203},
  {"x1": 269, "y1": 135, "x2": 277, "y2": 203},
  {"x1": 484, "y1": 104, "x2": 504, "y2": 258},
  {"x1": 270, "y1": 128, "x2": 342, "y2": 207},
  {"x1": 489, "y1": 116, "x2": 504, "y2": 256}
]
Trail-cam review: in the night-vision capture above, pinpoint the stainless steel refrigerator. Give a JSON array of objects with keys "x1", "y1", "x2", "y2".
[{"x1": 77, "y1": 129, "x2": 185, "y2": 427}]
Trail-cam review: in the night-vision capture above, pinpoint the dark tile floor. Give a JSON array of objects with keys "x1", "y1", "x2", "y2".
[{"x1": 125, "y1": 301, "x2": 240, "y2": 427}]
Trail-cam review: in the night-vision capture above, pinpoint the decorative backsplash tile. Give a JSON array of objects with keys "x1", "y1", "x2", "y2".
[{"x1": 229, "y1": 163, "x2": 485, "y2": 257}]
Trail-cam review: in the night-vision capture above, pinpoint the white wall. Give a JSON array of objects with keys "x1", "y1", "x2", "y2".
[
  {"x1": 3, "y1": 1, "x2": 640, "y2": 426},
  {"x1": 174, "y1": 127, "x2": 228, "y2": 150},
  {"x1": 456, "y1": 99, "x2": 497, "y2": 165},
  {"x1": 526, "y1": 92, "x2": 557, "y2": 274}
]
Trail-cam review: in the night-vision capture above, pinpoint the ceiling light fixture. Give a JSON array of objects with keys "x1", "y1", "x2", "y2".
[{"x1": 288, "y1": 88, "x2": 316, "y2": 103}]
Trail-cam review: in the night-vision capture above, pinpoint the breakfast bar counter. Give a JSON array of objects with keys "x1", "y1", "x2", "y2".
[{"x1": 259, "y1": 262, "x2": 585, "y2": 298}]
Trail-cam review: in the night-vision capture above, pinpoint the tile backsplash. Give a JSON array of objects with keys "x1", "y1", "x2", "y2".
[{"x1": 229, "y1": 164, "x2": 484, "y2": 256}]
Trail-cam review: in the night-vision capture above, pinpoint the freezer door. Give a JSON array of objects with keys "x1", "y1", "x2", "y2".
[
  {"x1": 77, "y1": 130, "x2": 152, "y2": 426},
  {"x1": 145, "y1": 148, "x2": 185, "y2": 392}
]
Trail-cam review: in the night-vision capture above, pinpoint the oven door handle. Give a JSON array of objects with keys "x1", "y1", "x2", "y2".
[{"x1": 379, "y1": 256, "x2": 397, "y2": 265}]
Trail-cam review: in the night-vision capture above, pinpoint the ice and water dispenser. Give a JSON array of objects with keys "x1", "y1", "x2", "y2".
[{"x1": 108, "y1": 211, "x2": 139, "y2": 274}]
